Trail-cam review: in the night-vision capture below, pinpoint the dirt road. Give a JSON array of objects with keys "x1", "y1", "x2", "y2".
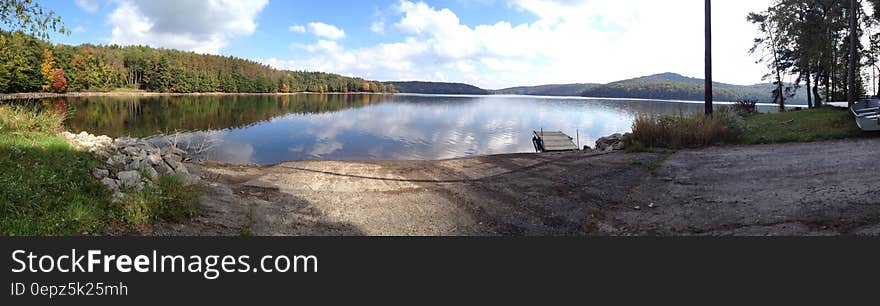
[{"x1": 154, "y1": 138, "x2": 880, "y2": 236}]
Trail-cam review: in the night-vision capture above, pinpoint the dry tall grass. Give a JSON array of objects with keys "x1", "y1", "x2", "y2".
[
  {"x1": 0, "y1": 104, "x2": 65, "y2": 134},
  {"x1": 630, "y1": 108, "x2": 745, "y2": 149}
]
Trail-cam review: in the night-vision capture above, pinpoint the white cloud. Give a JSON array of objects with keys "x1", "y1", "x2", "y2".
[
  {"x1": 370, "y1": 21, "x2": 385, "y2": 33},
  {"x1": 289, "y1": 25, "x2": 306, "y2": 33},
  {"x1": 75, "y1": 0, "x2": 99, "y2": 12},
  {"x1": 108, "y1": 0, "x2": 268, "y2": 54},
  {"x1": 260, "y1": 58, "x2": 298, "y2": 70},
  {"x1": 307, "y1": 22, "x2": 346, "y2": 40},
  {"x1": 264, "y1": 0, "x2": 773, "y2": 89}
]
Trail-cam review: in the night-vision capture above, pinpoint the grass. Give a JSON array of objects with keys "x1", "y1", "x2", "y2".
[
  {"x1": 0, "y1": 104, "x2": 201, "y2": 236},
  {"x1": 629, "y1": 108, "x2": 746, "y2": 149},
  {"x1": 627, "y1": 106, "x2": 869, "y2": 151},
  {"x1": 741, "y1": 107, "x2": 864, "y2": 144},
  {"x1": 117, "y1": 175, "x2": 202, "y2": 230}
]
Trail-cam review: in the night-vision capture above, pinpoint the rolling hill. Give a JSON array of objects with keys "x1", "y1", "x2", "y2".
[
  {"x1": 388, "y1": 81, "x2": 490, "y2": 95},
  {"x1": 388, "y1": 73, "x2": 808, "y2": 104},
  {"x1": 492, "y1": 83, "x2": 598, "y2": 96},
  {"x1": 577, "y1": 73, "x2": 807, "y2": 104}
]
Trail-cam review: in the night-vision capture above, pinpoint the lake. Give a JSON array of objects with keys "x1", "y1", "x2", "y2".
[{"x1": 36, "y1": 94, "x2": 776, "y2": 164}]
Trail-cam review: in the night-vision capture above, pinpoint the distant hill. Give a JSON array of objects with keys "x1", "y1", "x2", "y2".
[
  {"x1": 493, "y1": 83, "x2": 598, "y2": 96},
  {"x1": 578, "y1": 73, "x2": 807, "y2": 104},
  {"x1": 388, "y1": 81, "x2": 490, "y2": 95},
  {"x1": 390, "y1": 73, "x2": 809, "y2": 104}
]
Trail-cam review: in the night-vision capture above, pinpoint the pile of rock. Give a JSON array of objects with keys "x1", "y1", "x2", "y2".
[
  {"x1": 595, "y1": 133, "x2": 627, "y2": 152},
  {"x1": 62, "y1": 131, "x2": 200, "y2": 201}
]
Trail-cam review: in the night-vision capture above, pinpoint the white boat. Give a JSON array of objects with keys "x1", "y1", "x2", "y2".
[{"x1": 851, "y1": 98, "x2": 880, "y2": 131}]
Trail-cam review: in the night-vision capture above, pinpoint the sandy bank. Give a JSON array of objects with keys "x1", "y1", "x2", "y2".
[{"x1": 152, "y1": 137, "x2": 880, "y2": 236}]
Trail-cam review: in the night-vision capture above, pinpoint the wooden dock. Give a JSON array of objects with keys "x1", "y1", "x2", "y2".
[{"x1": 532, "y1": 131, "x2": 579, "y2": 152}]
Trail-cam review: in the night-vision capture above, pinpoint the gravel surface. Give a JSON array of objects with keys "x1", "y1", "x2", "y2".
[{"x1": 153, "y1": 138, "x2": 880, "y2": 236}]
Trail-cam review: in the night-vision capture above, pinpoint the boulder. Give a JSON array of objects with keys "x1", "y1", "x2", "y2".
[
  {"x1": 596, "y1": 133, "x2": 624, "y2": 152},
  {"x1": 146, "y1": 153, "x2": 163, "y2": 166},
  {"x1": 155, "y1": 161, "x2": 174, "y2": 175},
  {"x1": 171, "y1": 161, "x2": 189, "y2": 176},
  {"x1": 182, "y1": 174, "x2": 201, "y2": 186},
  {"x1": 163, "y1": 152, "x2": 183, "y2": 163},
  {"x1": 107, "y1": 154, "x2": 127, "y2": 168},
  {"x1": 144, "y1": 166, "x2": 159, "y2": 181},
  {"x1": 125, "y1": 159, "x2": 142, "y2": 171},
  {"x1": 92, "y1": 168, "x2": 109, "y2": 180},
  {"x1": 123, "y1": 146, "x2": 141, "y2": 156},
  {"x1": 117, "y1": 170, "x2": 142, "y2": 189},
  {"x1": 101, "y1": 178, "x2": 119, "y2": 191},
  {"x1": 161, "y1": 146, "x2": 188, "y2": 158},
  {"x1": 91, "y1": 148, "x2": 111, "y2": 159}
]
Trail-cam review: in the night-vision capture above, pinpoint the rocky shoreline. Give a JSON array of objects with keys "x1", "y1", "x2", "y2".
[
  {"x1": 62, "y1": 131, "x2": 201, "y2": 201},
  {"x1": 58, "y1": 127, "x2": 627, "y2": 203}
]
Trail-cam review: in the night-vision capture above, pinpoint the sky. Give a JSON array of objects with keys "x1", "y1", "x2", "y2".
[{"x1": 43, "y1": 0, "x2": 776, "y2": 89}]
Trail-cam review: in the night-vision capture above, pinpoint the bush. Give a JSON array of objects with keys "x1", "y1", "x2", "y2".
[
  {"x1": 631, "y1": 109, "x2": 745, "y2": 149},
  {"x1": 733, "y1": 100, "x2": 758, "y2": 116}
]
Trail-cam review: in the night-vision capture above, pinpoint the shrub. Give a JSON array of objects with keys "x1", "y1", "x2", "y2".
[
  {"x1": 733, "y1": 99, "x2": 758, "y2": 116},
  {"x1": 631, "y1": 109, "x2": 745, "y2": 149}
]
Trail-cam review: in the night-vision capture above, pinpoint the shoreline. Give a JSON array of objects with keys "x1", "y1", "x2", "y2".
[
  {"x1": 0, "y1": 91, "x2": 395, "y2": 101},
  {"x1": 156, "y1": 137, "x2": 880, "y2": 236},
  {"x1": 1, "y1": 91, "x2": 816, "y2": 107}
]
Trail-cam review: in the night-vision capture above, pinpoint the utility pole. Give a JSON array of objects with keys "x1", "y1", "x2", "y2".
[
  {"x1": 849, "y1": 0, "x2": 859, "y2": 107},
  {"x1": 705, "y1": 0, "x2": 713, "y2": 114}
]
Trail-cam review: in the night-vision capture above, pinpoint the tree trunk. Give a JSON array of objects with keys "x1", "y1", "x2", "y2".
[
  {"x1": 704, "y1": 0, "x2": 713, "y2": 115},
  {"x1": 814, "y1": 71, "x2": 823, "y2": 107},
  {"x1": 768, "y1": 23, "x2": 785, "y2": 111},
  {"x1": 848, "y1": 0, "x2": 858, "y2": 107},
  {"x1": 806, "y1": 67, "x2": 813, "y2": 109}
]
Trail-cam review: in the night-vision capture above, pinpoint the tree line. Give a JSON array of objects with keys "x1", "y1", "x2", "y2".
[
  {"x1": 0, "y1": 30, "x2": 396, "y2": 94},
  {"x1": 748, "y1": 0, "x2": 880, "y2": 109}
]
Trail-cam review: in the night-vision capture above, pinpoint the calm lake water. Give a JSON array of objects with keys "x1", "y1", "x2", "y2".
[{"x1": 35, "y1": 94, "x2": 776, "y2": 164}]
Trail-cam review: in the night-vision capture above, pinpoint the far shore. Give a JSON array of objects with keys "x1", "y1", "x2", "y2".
[{"x1": 0, "y1": 91, "x2": 395, "y2": 101}]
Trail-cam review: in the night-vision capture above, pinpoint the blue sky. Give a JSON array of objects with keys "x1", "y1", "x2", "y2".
[{"x1": 40, "y1": 0, "x2": 775, "y2": 89}]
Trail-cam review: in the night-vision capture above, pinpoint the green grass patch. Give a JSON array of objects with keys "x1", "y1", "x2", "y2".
[
  {"x1": 0, "y1": 104, "x2": 202, "y2": 236},
  {"x1": 627, "y1": 106, "x2": 871, "y2": 152},
  {"x1": 0, "y1": 133, "x2": 109, "y2": 235},
  {"x1": 120, "y1": 175, "x2": 202, "y2": 227},
  {"x1": 741, "y1": 107, "x2": 865, "y2": 144}
]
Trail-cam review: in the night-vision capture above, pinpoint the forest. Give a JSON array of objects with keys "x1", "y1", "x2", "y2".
[
  {"x1": 0, "y1": 30, "x2": 396, "y2": 94},
  {"x1": 748, "y1": 0, "x2": 880, "y2": 108},
  {"x1": 388, "y1": 81, "x2": 489, "y2": 95}
]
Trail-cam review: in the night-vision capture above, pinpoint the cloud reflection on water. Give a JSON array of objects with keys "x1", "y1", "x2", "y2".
[{"x1": 63, "y1": 94, "x2": 749, "y2": 164}]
